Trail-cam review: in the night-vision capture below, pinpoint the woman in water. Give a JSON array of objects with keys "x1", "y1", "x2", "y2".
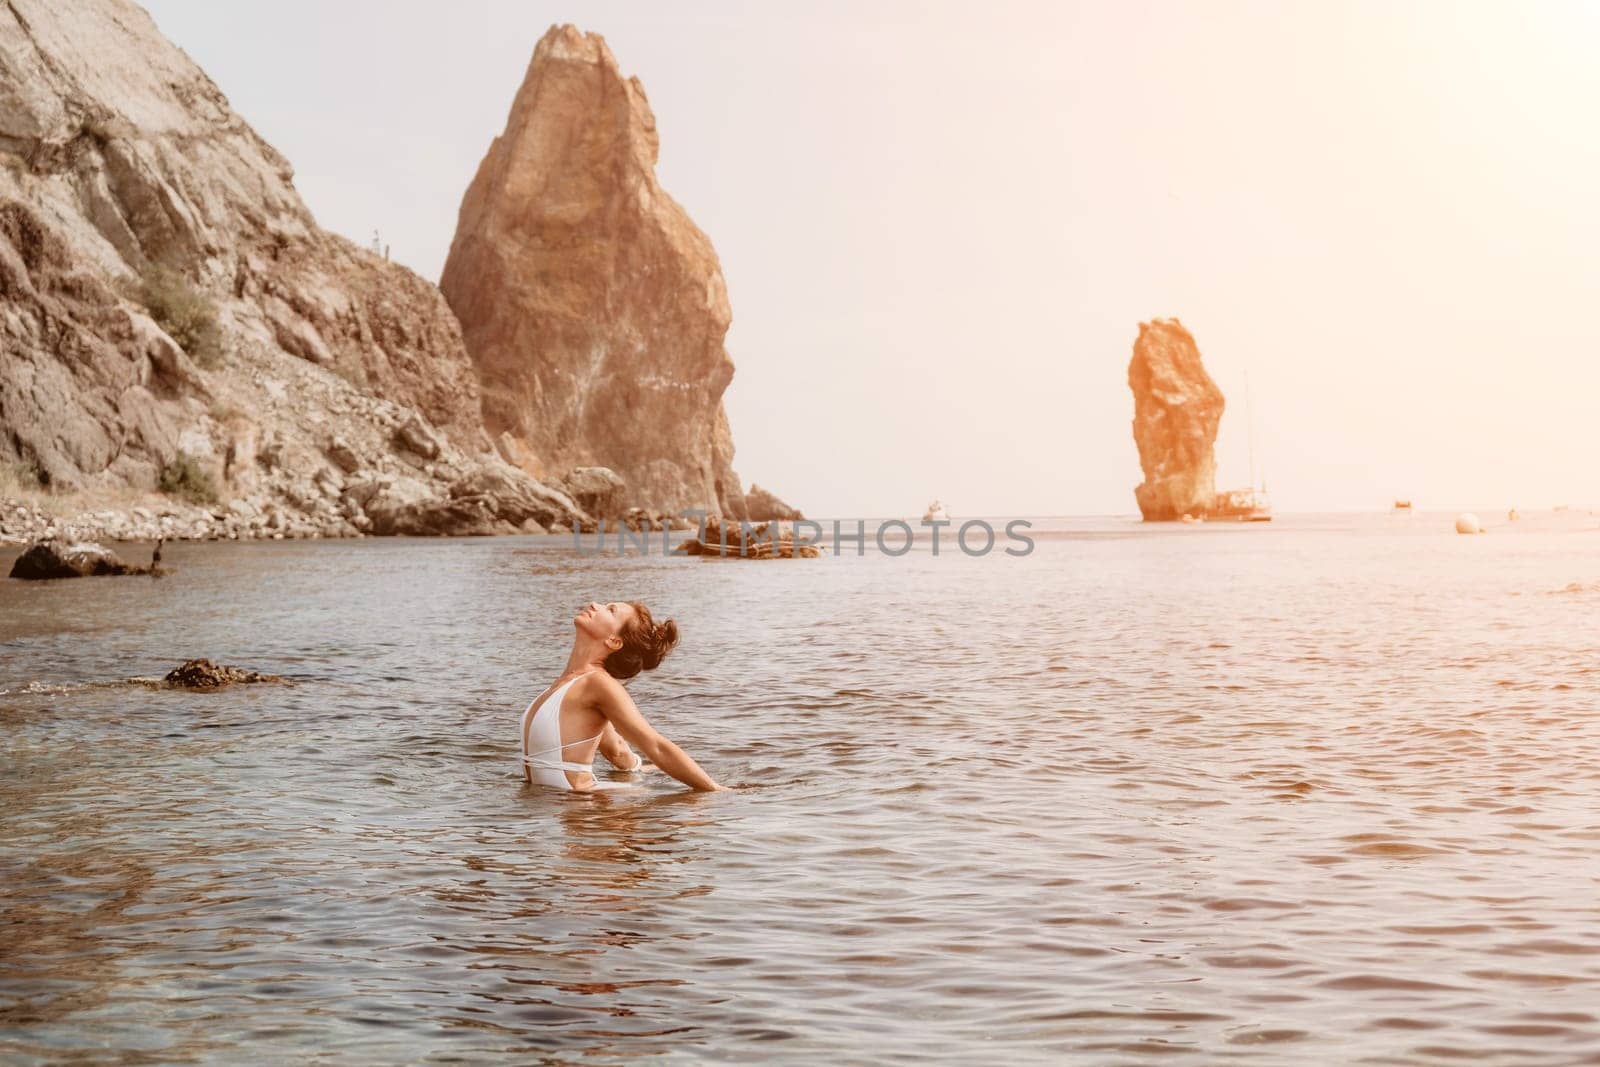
[{"x1": 520, "y1": 600, "x2": 725, "y2": 793}]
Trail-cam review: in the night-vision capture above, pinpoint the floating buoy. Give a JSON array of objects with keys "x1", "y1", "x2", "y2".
[{"x1": 1455, "y1": 513, "x2": 1484, "y2": 535}]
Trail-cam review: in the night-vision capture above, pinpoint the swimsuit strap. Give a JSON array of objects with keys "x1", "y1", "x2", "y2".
[{"x1": 522, "y1": 730, "x2": 605, "y2": 773}]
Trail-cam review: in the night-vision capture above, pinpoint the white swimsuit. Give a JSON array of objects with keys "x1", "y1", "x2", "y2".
[{"x1": 520, "y1": 671, "x2": 639, "y2": 791}]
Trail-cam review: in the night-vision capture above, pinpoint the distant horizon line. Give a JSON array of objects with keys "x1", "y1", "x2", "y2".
[{"x1": 784, "y1": 505, "x2": 1594, "y2": 521}]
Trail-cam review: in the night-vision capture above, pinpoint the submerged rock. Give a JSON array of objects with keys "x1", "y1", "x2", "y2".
[
  {"x1": 1128, "y1": 319, "x2": 1225, "y2": 521},
  {"x1": 674, "y1": 518, "x2": 823, "y2": 560},
  {"x1": 163, "y1": 659, "x2": 282, "y2": 689},
  {"x1": 9, "y1": 539, "x2": 140, "y2": 579}
]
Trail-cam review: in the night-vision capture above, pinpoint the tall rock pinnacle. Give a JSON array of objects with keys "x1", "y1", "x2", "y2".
[
  {"x1": 1127, "y1": 318, "x2": 1225, "y2": 520},
  {"x1": 441, "y1": 24, "x2": 749, "y2": 521}
]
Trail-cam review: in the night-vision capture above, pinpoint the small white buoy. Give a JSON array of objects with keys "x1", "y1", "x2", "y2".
[{"x1": 1455, "y1": 513, "x2": 1483, "y2": 535}]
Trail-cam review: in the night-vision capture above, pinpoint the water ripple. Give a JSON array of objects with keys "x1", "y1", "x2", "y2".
[{"x1": 2, "y1": 513, "x2": 1600, "y2": 1063}]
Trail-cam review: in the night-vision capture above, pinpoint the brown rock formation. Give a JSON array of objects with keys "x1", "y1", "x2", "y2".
[
  {"x1": 163, "y1": 658, "x2": 282, "y2": 689},
  {"x1": 441, "y1": 24, "x2": 750, "y2": 522},
  {"x1": 673, "y1": 518, "x2": 821, "y2": 560},
  {"x1": 744, "y1": 484, "x2": 804, "y2": 522},
  {"x1": 1127, "y1": 318, "x2": 1225, "y2": 521},
  {"x1": 558, "y1": 466, "x2": 627, "y2": 521},
  {"x1": 8, "y1": 538, "x2": 139, "y2": 579},
  {"x1": 0, "y1": 0, "x2": 586, "y2": 538}
]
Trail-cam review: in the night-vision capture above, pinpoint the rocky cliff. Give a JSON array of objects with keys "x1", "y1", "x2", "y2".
[
  {"x1": 441, "y1": 25, "x2": 751, "y2": 522},
  {"x1": 1128, "y1": 318, "x2": 1225, "y2": 521},
  {"x1": 743, "y1": 483, "x2": 804, "y2": 522},
  {"x1": 1, "y1": 0, "x2": 587, "y2": 542}
]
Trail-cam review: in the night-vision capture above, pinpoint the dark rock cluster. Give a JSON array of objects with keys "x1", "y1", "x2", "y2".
[
  {"x1": 8, "y1": 539, "x2": 154, "y2": 579},
  {"x1": 162, "y1": 659, "x2": 283, "y2": 689},
  {"x1": 674, "y1": 518, "x2": 822, "y2": 560}
]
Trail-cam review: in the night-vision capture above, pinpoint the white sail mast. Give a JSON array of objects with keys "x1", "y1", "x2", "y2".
[{"x1": 1245, "y1": 369, "x2": 1258, "y2": 495}]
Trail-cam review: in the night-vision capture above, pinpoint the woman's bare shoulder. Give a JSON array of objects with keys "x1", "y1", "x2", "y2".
[
  {"x1": 574, "y1": 669, "x2": 629, "y2": 706},
  {"x1": 580, "y1": 672, "x2": 653, "y2": 724}
]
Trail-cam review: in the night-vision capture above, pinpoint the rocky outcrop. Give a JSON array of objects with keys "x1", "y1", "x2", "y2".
[
  {"x1": 441, "y1": 25, "x2": 753, "y2": 523},
  {"x1": 618, "y1": 506, "x2": 692, "y2": 533},
  {"x1": 744, "y1": 484, "x2": 804, "y2": 522},
  {"x1": 355, "y1": 465, "x2": 579, "y2": 536},
  {"x1": 674, "y1": 517, "x2": 821, "y2": 559},
  {"x1": 163, "y1": 658, "x2": 282, "y2": 689},
  {"x1": 0, "y1": 0, "x2": 588, "y2": 539},
  {"x1": 1127, "y1": 319, "x2": 1225, "y2": 521},
  {"x1": 558, "y1": 466, "x2": 627, "y2": 521},
  {"x1": 8, "y1": 538, "x2": 140, "y2": 578}
]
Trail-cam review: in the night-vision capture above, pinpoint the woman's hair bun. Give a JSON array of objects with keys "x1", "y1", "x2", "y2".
[{"x1": 603, "y1": 603, "x2": 680, "y2": 680}]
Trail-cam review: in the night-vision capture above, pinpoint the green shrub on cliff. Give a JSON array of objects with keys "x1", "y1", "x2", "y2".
[
  {"x1": 1, "y1": 457, "x2": 43, "y2": 495},
  {"x1": 158, "y1": 452, "x2": 218, "y2": 505},
  {"x1": 128, "y1": 266, "x2": 224, "y2": 368}
]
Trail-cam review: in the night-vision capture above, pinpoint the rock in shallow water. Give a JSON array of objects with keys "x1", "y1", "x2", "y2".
[
  {"x1": 9, "y1": 540, "x2": 139, "y2": 579},
  {"x1": 674, "y1": 518, "x2": 823, "y2": 560},
  {"x1": 163, "y1": 659, "x2": 283, "y2": 689}
]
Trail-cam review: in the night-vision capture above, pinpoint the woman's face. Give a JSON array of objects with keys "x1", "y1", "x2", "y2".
[{"x1": 575, "y1": 600, "x2": 636, "y2": 645}]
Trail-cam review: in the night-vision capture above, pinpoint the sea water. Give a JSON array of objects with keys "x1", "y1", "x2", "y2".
[{"x1": 2, "y1": 512, "x2": 1599, "y2": 1064}]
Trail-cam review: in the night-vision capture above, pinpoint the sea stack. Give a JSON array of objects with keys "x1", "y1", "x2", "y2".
[
  {"x1": 441, "y1": 25, "x2": 749, "y2": 521},
  {"x1": 1127, "y1": 319, "x2": 1225, "y2": 521}
]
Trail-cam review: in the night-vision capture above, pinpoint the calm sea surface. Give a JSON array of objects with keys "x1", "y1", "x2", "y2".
[{"x1": 3, "y1": 512, "x2": 1599, "y2": 1064}]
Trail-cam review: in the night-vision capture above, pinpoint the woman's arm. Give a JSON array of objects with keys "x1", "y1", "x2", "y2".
[
  {"x1": 595, "y1": 721, "x2": 645, "y2": 771},
  {"x1": 593, "y1": 675, "x2": 725, "y2": 791}
]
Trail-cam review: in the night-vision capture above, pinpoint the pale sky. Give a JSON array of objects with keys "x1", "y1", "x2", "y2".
[{"x1": 143, "y1": 0, "x2": 1600, "y2": 517}]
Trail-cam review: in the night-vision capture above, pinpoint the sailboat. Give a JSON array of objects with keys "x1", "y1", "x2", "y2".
[
  {"x1": 1214, "y1": 486, "x2": 1273, "y2": 521},
  {"x1": 1213, "y1": 370, "x2": 1273, "y2": 522}
]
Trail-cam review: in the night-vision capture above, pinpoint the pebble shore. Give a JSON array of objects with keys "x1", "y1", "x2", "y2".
[
  {"x1": 0, "y1": 496, "x2": 708, "y2": 547},
  {"x1": 0, "y1": 496, "x2": 370, "y2": 545}
]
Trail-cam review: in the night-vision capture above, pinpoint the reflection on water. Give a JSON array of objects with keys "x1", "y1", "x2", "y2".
[{"x1": 2, "y1": 512, "x2": 1600, "y2": 1064}]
